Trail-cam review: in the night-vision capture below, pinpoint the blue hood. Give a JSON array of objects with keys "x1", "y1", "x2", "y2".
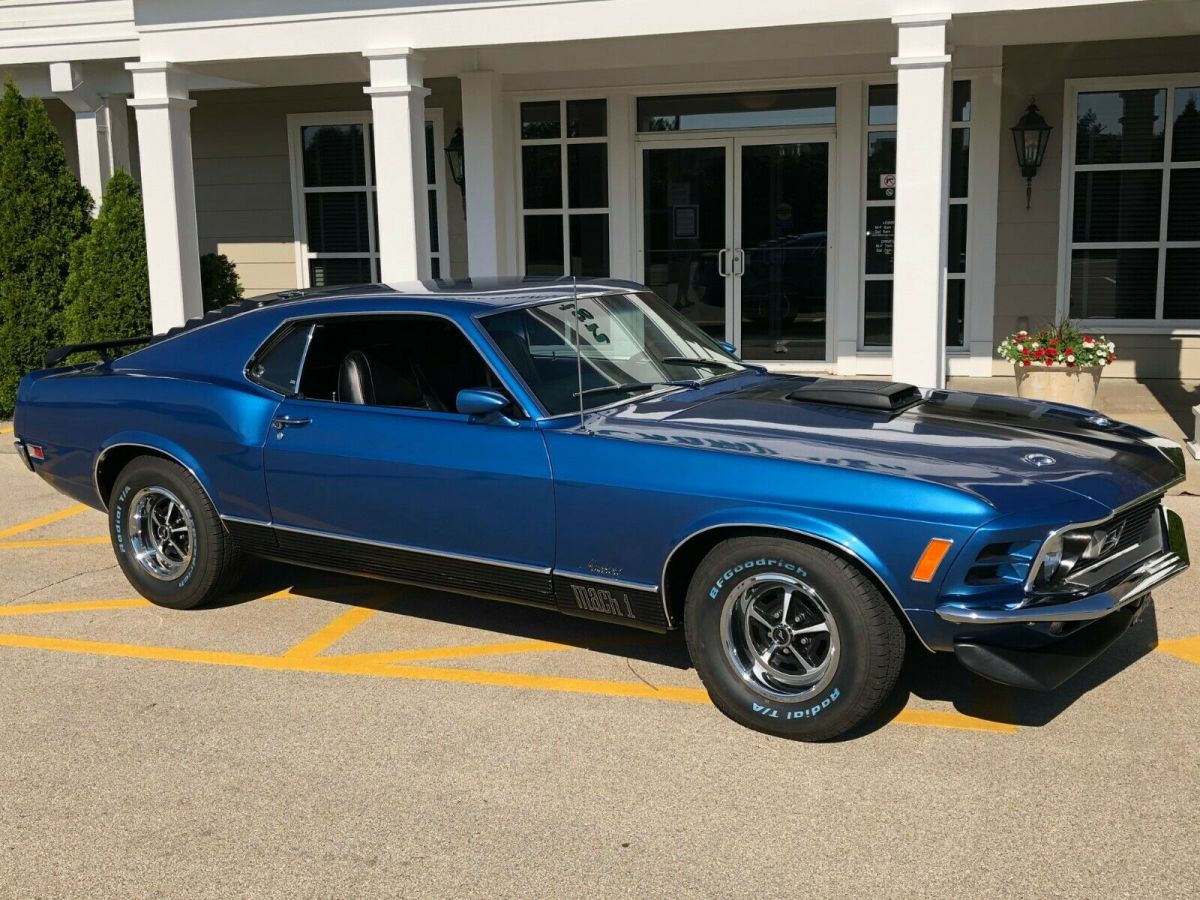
[{"x1": 584, "y1": 374, "x2": 1182, "y2": 516}]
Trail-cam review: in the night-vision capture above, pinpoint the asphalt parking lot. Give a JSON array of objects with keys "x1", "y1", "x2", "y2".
[{"x1": 1, "y1": 429, "x2": 1198, "y2": 898}]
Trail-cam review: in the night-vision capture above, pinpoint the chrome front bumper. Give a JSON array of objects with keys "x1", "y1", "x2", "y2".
[{"x1": 936, "y1": 507, "x2": 1190, "y2": 625}]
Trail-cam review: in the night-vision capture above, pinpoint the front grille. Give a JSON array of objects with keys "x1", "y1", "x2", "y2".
[{"x1": 1105, "y1": 497, "x2": 1161, "y2": 559}]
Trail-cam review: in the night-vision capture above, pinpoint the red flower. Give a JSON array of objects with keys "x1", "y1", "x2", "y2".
[{"x1": 1022, "y1": 360, "x2": 1031, "y2": 367}]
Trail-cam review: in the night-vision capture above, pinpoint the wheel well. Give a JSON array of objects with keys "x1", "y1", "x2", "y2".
[
  {"x1": 662, "y1": 525, "x2": 915, "y2": 639},
  {"x1": 94, "y1": 446, "x2": 176, "y2": 509}
]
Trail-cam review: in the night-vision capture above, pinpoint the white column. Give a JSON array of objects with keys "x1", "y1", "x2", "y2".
[
  {"x1": 49, "y1": 62, "x2": 109, "y2": 209},
  {"x1": 364, "y1": 48, "x2": 431, "y2": 282},
  {"x1": 834, "y1": 78, "x2": 865, "y2": 376},
  {"x1": 459, "y1": 70, "x2": 505, "y2": 277},
  {"x1": 126, "y1": 62, "x2": 203, "y2": 332},
  {"x1": 103, "y1": 94, "x2": 131, "y2": 177},
  {"x1": 890, "y1": 14, "x2": 952, "y2": 389}
]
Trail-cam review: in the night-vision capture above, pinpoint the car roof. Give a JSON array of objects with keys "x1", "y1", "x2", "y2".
[{"x1": 147, "y1": 277, "x2": 643, "y2": 347}]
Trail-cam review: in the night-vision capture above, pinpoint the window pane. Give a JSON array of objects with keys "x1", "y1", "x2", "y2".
[
  {"x1": 948, "y1": 205, "x2": 967, "y2": 274},
  {"x1": 636, "y1": 88, "x2": 836, "y2": 132},
  {"x1": 309, "y1": 258, "x2": 372, "y2": 287},
  {"x1": 302, "y1": 124, "x2": 366, "y2": 187},
  {"x1": 952, "y1": 81, "x2": 971, "y2": 122},
  {"x1": 1165, "y1": 249, "x2": 1200, "y2": 318},
  {"x1": 249, "y1": 325, "x2": 312, "y2": 395},
  {"x1": 863, "y1": 280, "x2": 892, "y2": 347},
  {"x1": 945, "y1": 279, "x2": 965, "y2": 347},
  {"x1": 567, "y1": 143, "x2": 608, "y2": 208},
  {"x1": 867, "y1": 84, "x2": 897, "y2": 126},
  {"x1": 1069, "y1": 249, "x2": 1158, "y2": 319},
  {"x1": 424, "y1": 120, "x2": 436, "y2": 186},
  {"x1": 305, "y1": 193, "x2": 370, "y2": 252},
  {"x1": 866, "y1": 132, "x2": 896, "y2": 201},
  {"x1": 522, "y1": 145, "x2": 562, "y2": 209},
  {"x1": 524, "y1": 215, "x2": 564, "y2": 275},
  {"x1": 949, "y1": 128, "x2": 970, "y2": 198},
  {"x1": 1072, "y1": 170, "x2": 1162, "y2": 242},
  {"x1": 1076, "y1": 89, "x2": 1166, "y2": 164},
  {"x1": 569, "y1": 214, "x2": 610, "y2": 277},
  {"x1": 427, "y1": 190, "x2": 439, "y2": 252},
  {"x1": 865, "y1": 207, "x2": 894, "y2": 275},
  {"x1": 1172, "y1": 87, "x2": 1200, "y2": 162},
  {"x1": 1168, "y1": 169, "x2": 1200, "y2": 240},
  {"x1": 567, "y1": 99, "x2": 607, "y2": 137},
  {"x1": 521, "y1": 101, "x2": 560, "y2": 139}
]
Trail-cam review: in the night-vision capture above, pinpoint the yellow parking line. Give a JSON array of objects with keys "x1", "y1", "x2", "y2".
[
  {"x1": 336, "y1": 638, "x2": 573, "y2": 665},
  {"x1": 0, "y1": 598, "x2": 150, "y2": 617},
  {"x1": 283, "y1": 605, "x2": 378, "y2": 658},
  {"x1": 0, "y1": 629, "x2": 1013, "y2": 733},
  {"x1": 0, "y1": 504, "x2": 88, "y2": 540},
  {"x1": 0, "y1": 424, "x2": 13, "y2": 435},
  {"x1": 892, "y1": 708, "x2": 1017, "y2": 733},
  {"x1": 1157, "y1": 635, "x2": 1200, "y2": 666},
  {"x1": 0, "y1": 536, "x2": 109, "y2": 549}
]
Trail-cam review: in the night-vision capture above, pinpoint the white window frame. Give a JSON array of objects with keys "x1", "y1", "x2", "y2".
[
  {"x1": 424, "y1": 108, "x2": 453, "y2": 279},
  {"x1": 857, "y1": 77, "x2": 972, "y2": 353},
  {"x1": 287, "y1": 109, "x2": 450, "y2": 288},
  {"x1": 1057, "y1": 73, "x2": 1200, "y2": 334},
  {"x1": 514, "y1": 96, "x2": 611, "y2": 277}
]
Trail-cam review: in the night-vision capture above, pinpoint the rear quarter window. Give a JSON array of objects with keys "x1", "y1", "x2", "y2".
[{"x1": 247, "y1": 324, "x2": 314, "y2": 395}]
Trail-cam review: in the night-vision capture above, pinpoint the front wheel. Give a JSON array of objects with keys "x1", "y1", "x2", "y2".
[
  {"x1": 109, "y1": 456, "x2": 243, "y2": 609},
  {"x1": 684, "y1": 537, "x2": 905, "y2": 740}
]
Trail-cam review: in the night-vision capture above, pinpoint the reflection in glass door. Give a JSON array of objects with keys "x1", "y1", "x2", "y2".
[
  {"x1": 736, "y1": 141, "x2": 829, "y2": 360},
  {"x1": 641, "y1": 143, "x2": 732, "y2": 341}
]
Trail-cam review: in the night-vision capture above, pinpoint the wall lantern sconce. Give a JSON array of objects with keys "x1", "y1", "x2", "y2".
[
  {"x1": 1011, "y1": 100, "x2": 1053, "y2": 210},
  {"x1": 445, "y1": 125, "x2": 465, "y2": 213}
]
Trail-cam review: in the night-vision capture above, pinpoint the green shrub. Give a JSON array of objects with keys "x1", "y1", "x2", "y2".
[
  {"x1": 200, "y1": 252, "x2": 244, "y2": 312},
  {"x1": 62, "y1": 170, "x2": 151, "y2": 346},
  {"x1": 0, "y1": 81, "x2": 93, "y2": 417}
]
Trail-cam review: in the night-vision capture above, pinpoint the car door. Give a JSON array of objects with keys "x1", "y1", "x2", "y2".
[{"x1": 259, "y1": 313, "x2": 557, "y2": 606}]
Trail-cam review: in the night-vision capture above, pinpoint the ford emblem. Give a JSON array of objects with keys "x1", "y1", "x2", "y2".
[{"x1": 1023, "y1": 453, "x2": 1057, "y2": 467}]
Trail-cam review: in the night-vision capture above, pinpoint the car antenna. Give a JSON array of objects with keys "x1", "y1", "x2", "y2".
[{"x1": 573, "y1": 275, "x2": 587, "y2": 433}]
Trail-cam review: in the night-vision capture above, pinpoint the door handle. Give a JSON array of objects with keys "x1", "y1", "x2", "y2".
[
  {"x1": 271, "y1": 416, "x2": 311, "y2": 430},
  {"x1": 717, "y1": 248, "x2": 729, "y2": 277},
  {"x1": 733, "y1": 248, "x2": 746, "y2": 276}
]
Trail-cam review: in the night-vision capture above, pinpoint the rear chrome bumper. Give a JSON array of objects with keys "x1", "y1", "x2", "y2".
[
  {"x1": 13, "y1": 439, "x2": 34, "y2": 473},
  {"x1": 936, "y1": 507, "x2": 1189, "y2": 625}
]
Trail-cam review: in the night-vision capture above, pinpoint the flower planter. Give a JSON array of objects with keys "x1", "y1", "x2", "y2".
[{"x1": 1014, "y1": 363, "x2": 1102, "y2": 409}]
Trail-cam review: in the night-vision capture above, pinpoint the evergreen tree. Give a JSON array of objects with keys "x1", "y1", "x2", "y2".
[
  {"x1": 0, "y1": 81, "x2": 93, "y2": 416},
  {"x1": 62, "y1": 170, "x2": 151, "y2": 344}
]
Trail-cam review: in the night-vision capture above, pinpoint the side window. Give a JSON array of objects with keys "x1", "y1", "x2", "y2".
[
  {"x1": 247, "y1": 324, "x2": 314, "y2": 395},
  {"x1": 295, "y1": 315, "x2": 512, "y2": 414}
]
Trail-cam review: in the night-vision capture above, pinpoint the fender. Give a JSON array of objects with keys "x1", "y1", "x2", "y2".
[
  {"x1": 657, "y1": 506, "x2": 964, "y2": 651},
  {"x1": 93, "y1": 434, "x2": 222, "y2": 516}
]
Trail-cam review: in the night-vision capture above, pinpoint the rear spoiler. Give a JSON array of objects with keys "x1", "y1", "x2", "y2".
[{"x1": 43, "y1": 336, "x2": 152, "y2": 368}]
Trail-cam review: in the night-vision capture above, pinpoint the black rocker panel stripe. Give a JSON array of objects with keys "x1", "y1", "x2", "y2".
[
  {"x1": 552, "y1": 575, "x2": 667, "y2": 631},
  {"x1": 223, "y1": 519, "x2": 556, "y2": 607}
]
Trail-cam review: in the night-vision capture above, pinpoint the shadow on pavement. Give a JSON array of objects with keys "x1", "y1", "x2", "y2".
[{"x1": 215, "y1": 559, "x2": 1161, "y2": 736}]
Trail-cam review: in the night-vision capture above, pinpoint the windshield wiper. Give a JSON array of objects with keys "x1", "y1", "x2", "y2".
[
  {"x1": 573, "y1": 380, "x2": 700, "y2": 399},
  {"x1": 659, "y1": 356, "x2": 737, "y2": 370}
]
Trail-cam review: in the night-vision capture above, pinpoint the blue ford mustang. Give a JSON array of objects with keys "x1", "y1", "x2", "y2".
[{"x1": 11, "y1": 279, "x2": 1191, "y2": 739}]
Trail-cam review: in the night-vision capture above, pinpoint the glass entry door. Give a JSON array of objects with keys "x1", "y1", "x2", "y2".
[
  {"x1": 640, "y1": 142, "x2": 734, "y2": 342},
  {"x1": 640, "y1": 134, "x2": 832, "y2": 361}
]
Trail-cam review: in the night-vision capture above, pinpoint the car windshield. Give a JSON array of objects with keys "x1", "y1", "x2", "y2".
[{"x1": 481, "y1": 290, "x2": 747, "y2": 416}]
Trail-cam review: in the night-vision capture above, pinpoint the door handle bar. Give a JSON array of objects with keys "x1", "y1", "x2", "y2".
[
  {"x1": 717, "y1": 248, "x2": 729, "y2": 277},
  {"x1": 271, "y1": 416, "x2": 311, "y2": 430}
]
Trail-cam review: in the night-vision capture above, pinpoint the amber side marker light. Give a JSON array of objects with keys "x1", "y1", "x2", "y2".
[{"x1": 911, "y1": 538, "x2": 954, "y2": 583}]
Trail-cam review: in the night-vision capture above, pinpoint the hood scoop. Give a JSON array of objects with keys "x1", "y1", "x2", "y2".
[{"x1": 786, "y1": 379, "x2": 923, "y2": 414}]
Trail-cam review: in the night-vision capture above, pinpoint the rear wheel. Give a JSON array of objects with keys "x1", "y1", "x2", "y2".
[
  {"x1": 108, "y1": 456, "x2": 242, "y2": 609},
  {"x1": 684, "y1": 537, "x2": 905, "y2": 740}
]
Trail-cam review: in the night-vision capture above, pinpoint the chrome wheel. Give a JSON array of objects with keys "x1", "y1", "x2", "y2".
[
  {"x1": 128, "y1": 486, "x2": 195, "y2": 581},
  {"x1": 720, "y1": 572, "x2": 840, "y2": 702}
]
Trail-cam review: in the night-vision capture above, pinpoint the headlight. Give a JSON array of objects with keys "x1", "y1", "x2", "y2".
[{"x1": 1032, "y1": 527, "x2": 1107, "y2": 591}]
